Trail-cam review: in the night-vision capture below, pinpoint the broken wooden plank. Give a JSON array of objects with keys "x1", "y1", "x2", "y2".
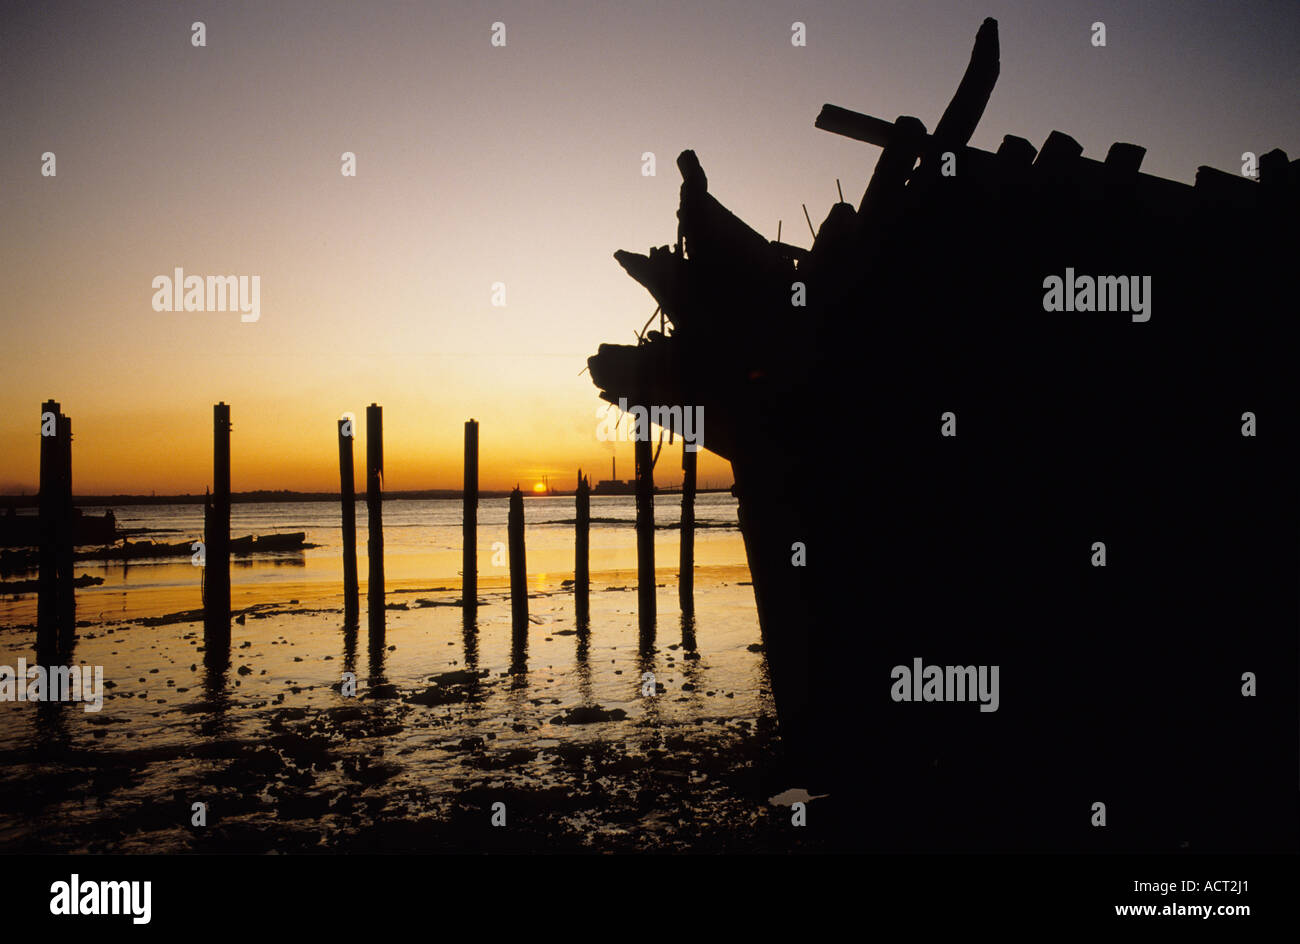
[
  {"x1": 931, "y1": 17, "x2": 1000, "y2": 151},
  {"x1": 814, "y1": 104, "x2": 896, "y2": 148}
]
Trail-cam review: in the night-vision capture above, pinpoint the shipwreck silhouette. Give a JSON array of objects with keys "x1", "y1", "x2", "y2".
[{"x1": 588, "y1": 18, "x2": 1297, "y2": 850}]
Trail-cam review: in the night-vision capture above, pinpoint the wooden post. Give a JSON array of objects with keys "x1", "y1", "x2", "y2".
[
  {"x1": 58, "y1": 414, "x2": 73, "y2": 586},
  {"x1": 679, "y1": 446, "x2": 697, "y2": 611},
  {"x1": 575, "y1": 469, "x2": 590, "y2": 621},
  {"x1": 57, "y1": 413, "x2": 74, "y2": 636},
  {"x1": 38, "y1": 401, "x2": 60, "y2": 619},
  {"x1": 463, "y1": 419, "x2": 478, "y2": 609},
  {"x1": 338, "y1": 417, "x2": 358, "y2": 624},
  {"x1": 635, "y1": 432, "x2": 655, "y2": 624},
  {"x1": 366, "y1": 404, "x2": 384, "y2": 628},
  {"x1": 37, "y1": 400, "x2": 74, "y2": 645},
  {"x1": 508, "y1": 486, "x2": 528, "y2": 631},
  {"x1": 204, "y1": 403, "x2": 231, "y2": 620}
]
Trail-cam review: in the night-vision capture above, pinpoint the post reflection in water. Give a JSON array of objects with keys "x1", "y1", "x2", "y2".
[
  {"x1": 33, "y1": 578, "x2": 78, "y2": 748},
  {"x1": 461, "y1": 606, "x2": 479, "y2": 673},
  {"x1": 509, "y1": 617, "x2": 528, "y2": 689},
  {"x1": 341, "y1": 617, "x2": 358, "y2": 679},
  {"x1": 367, "y1": 608, "x2": 386, "y2": 685},
  {"x1": 201, "y1": 615, "x2": 232, "y2": 730},
  {"x1": 636, "y1": 611, "x2": 662, "y2": 726},
  {"x1": 574, "y1": 611, "x2": 592, "y2": 706},
  {"x1": 343, "y1": 582, "x2": 359, "y2": 631},
  {"x1": 638, "y1": 604, "x2": 655, "y2": 659},
  {"x1": 35, "y1": 586, "x2": 76, "y2": 670},
  {"x1": 680, "y1": 611, "x2": 697, "y2": 654},
  {"x1": 678, "y1": 612, "x2": 703, "y2": 697}
]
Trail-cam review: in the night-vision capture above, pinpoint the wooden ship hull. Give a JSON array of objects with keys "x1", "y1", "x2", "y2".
[{"x1": 588, "y1": 19, "x2": 1297, "y2": 849}]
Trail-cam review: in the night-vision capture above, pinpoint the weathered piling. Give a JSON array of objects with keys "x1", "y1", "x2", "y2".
[
  {"x1": 679, "y1": 446, "x2": 696, "y2": 610},
  {"x1": 575, "y1": 469, "x2": 590, "y2": 622},
  {"x1": 635, "y1": 432, "x2": 655, "y2": 623},
  {"x1": 37, "y1": 400, "x2": 74, "y2": 650},
  {"x1": 38, "y1": 401, "x2": 62, "y2": 604},
  {"x1": 338, "y1": 417, "x2": 358, "y2": 624},
  {"x1": 58, "y1": 414, "x2": 73, "y2": 591},
  {"x1": 508, "y1": 486, "x2": 528, "y2": 631},
  {"x1": 463, "y1": 419, "x2": 478, "y2": 608},
  {"x1": 204, "y1": 402, "x2": 231, "y2": 620},
  {"x1": 366, "y1": 403, "x2": 384, "y2": 628}
]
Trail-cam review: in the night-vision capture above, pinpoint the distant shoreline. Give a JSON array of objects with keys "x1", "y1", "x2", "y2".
[{"x1": 0, "y1": 487, "x2": 734, "y2": 509}]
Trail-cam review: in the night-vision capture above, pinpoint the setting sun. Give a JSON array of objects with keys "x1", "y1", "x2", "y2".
[{"x1": 532, "y1": 482, "x2": 546, "y2": 493}]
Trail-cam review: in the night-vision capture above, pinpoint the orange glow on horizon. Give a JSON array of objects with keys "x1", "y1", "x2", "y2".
[{"x1": 0, "y1": 392, "x2": 736, "y2": 496}]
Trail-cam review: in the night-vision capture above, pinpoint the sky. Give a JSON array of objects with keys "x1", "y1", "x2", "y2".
[{"x1": 1, "y1": 0, "x2": 1296, "y2": 493}]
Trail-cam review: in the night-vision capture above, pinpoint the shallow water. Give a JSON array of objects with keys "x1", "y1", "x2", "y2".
[
  {"x1": 0, "y1": 496, "x2": 820, "y2": 852},
  {"x1": 1, "y1": 493, "x2": 745, "y2": 623}
]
